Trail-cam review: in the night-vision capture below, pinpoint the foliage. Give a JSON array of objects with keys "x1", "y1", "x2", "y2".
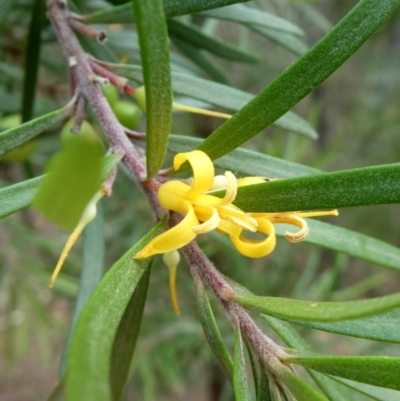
[{"x1": 1, "y1": 0, "x2": 400, "y2": 400}]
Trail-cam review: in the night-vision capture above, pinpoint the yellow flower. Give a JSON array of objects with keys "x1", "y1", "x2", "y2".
[{"x1": 134, "y1": 150, "x2": 338, "y2": 260}]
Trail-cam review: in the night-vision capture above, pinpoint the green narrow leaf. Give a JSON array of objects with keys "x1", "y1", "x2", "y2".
[
  {"x1": 263, "y1": 316, "x2": 352, "y2": 401},
  {"x1": 110, "y1": 261, "x2": 152, "y2": 401},
  {"x1": 166, "y1": 72, "x2": 317, "y2": 140},
  {"x1": 286, "y1": 356, "x2": 400, "y2": 391},
  {"x1": 245, "y1": 343, "x2": 271, "y2": 401},
  {"x1": 170, "y1": 35, "x2": 232, "y2": 85},
  {"x1": 194, "y1": 276, "x2": 233, "y2": 383},
  {"x1": 247, "y1": 24, "x2": 308, "y2": 56},
  {"x1": 0, "y1": 176, "x2": 44, "y2": 219},
  {"x1": 21, "y1": 0, "x2": 45, "y2": 122},
  {"x1": 233, "y1": 291, "x2": 400, "y2": 322},
  {"x1": 66, "y1": 220, "x2": 166, "y2": 401},
  {"x1": 132, "y1": 0, "x2": 173, "y2": 178},
  {"x1": 59, "y1": 205, "x2": 105, "y2": 377},
  {"x1": 84, "y1": 0, "x2": 250, "y2": 24},
  {"x1": 168, "y1": 135, "x2": 319, "y2": 176},
  {"x1": 0, "y1": 154, "x2": 121, "y2": 220},
  {"x1": 297, "y1": 220, "x2": 400, "y2": 273},
  {"x1": 331, "y1": 376, "x2": 400, "y2": 401},
  {"x1": 233, "y1": 323, "x2": 252, "y2": 401},
  {"x1": 196, "y1": 0, "x2": 400, "y2": 160},
  {"x1": 0, "y1": 105, "x2": 73, "y2": 157},
  {"x1": 272, "y1": 365, "x2": 329, "y2": 401},
  {"x1": 115, "y1": 66, "x2": 315, "y2": 138},
  {"x1": 282, "y1": 308, "x2": 400, "y2": 344},
  {"x1": 168, "y1": 19, "x2": 258, "y2": 63},
  {"x1": 198, "y1": 4, "x2": 304, "y2": 36},
  {"x1": 232, "y1": 163, "x2": 400, "y2": 212},
  {"x1": 296, "y1": 3, "x2": 333, "y2": 33}
]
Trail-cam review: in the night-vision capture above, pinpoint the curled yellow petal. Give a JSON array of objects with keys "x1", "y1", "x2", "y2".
[
  {"x1": 134, "y1": 201, "x2": 199, "y2": 259},
  {"x1": 230, "y1": 218, "x2": 276, "y2": 258},
  {"x1": 192, "y1": 206, "x2": 220, "y2": 234},
  {"x1": 158, "y1": 180, "x2": 192, "y2": 212},
  {"x1": 173, "y1": 150, "x2": 214, "y2": 195},
  {"x1": 218, "y1": 171, "x2": 237, "y2": 206},
  {"x1": 219, "y1": 204, "x2": 258, "y2": 232},
  {"x1": 268, "y1": 214, "x2": 309, "y2": 243},
  {"x1": 216, "y1": 219, "x2": 243, "y2": 238}
]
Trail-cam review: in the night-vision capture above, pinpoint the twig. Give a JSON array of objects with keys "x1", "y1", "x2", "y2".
[
  {"x1": 185, "y1": 242, "x2": 288, "y2": 362},
  {"x1": 46, "y1": 0, "x2": 161, "y2": 218}
]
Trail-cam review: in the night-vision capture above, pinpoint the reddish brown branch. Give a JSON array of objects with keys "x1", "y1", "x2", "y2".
[{"x1": 46, "y1": 0, "x2": 161, "y2": 217}]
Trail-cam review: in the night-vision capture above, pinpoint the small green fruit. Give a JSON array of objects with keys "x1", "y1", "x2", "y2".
[
  {"x1": 0, "y1": 114, "x2": 38, "y2": 163},
  {"x1": 103, "y1": 84, "x2": 119, "y2": 108},
  {"x1": 61, "y1": 119, "x2": 99, "y2": 145},
  {"x1": 113, "y1": 101, "x2": 142, "y2": 130},
  {"x1": 132, "y1": 86, "x2": 147, "y2": 112}
]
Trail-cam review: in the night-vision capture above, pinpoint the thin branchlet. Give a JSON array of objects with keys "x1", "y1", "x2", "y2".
[
  {"x1": 185, "y1": 242, "x2": 288, "y2": 364},
  {"x1": 47, "y1": 0, "x2": 161, "y2": 217}
]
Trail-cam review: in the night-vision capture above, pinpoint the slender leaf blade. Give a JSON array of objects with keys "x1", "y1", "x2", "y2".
[
  {"x1": 196, "y1": 0, "x2": 400, "y2": 160},
  {"x1": 233, "y1": 292, "x2": 400, "y2": 322},
  {"x1": 287, "y1": 356, "x2": 400, "y2": 390},
  {"x1": 233, "y1": 323, "x2": 252, "y2": 401},
  {"x1": 168, "y1": 135, "x2": 319, "y2": 176},
  {"x1": 198, "y1": 4, "x2": 304, "y2": 36},
  {"x1": 84, "y1": 0, "x2": 250, "y2": 24},
  {"x1": 170, "y1": 35, "x2": 232, "y2": 85},
  {"x1": 273, "y1": 366, "x2": 329, "y2": 401},
  {"x1": 0, "y1": 176, "x2": 44, "y2": 219},
  {"x1": 194, "y1": 276, "x2": 233, "y2": 383},
  {"x1": 282, "y1": 308, "x2": 400, "y2": 344},
  {"x1": 233, "y1": 163, "x2": 400, "y2": 212},
  {"x1": 109, "y1": 65, "x2": 316, "y2": 138},
  {"x1": 110, "y1": 262, "x2": 152, "y2": 401},
  {"x1": 0, "y1": 105, "x2": 73, "y2": 157},
  {"x1": 248, "y1": 24, "x2": 308, "y2": 56},
  {"x1": 168, "y1": 19, "x2": 258, "y2": 63},
  {"x1": 298, "y1": 220, "x2": 400, "y2": 273},
  {"x1": 21, "y1": 0, "x2": 45, "y2": 122},
  {"x1": 331, "y1": 376, "x2": 400, "y2": 401},
  {"x1": 59, "y1": 205, "x2": 106, "y2": 377},
  {"x1": 263, "y1": 316, "x2": 355, "y2": 401},
  {"x1": 66, "y1": 220, "x2": 166, "y2": 401},
  {"x1": 132, "y1": 0, "x2": 173, "y2": 177}
]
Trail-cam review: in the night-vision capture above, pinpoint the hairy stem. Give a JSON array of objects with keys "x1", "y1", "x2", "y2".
[
  {"x1": 46, "y1": 0, "x2": 162, "y2": 217},
  {"x1": 185, "y1": 242, "x2": 288, "y2": 363}
]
